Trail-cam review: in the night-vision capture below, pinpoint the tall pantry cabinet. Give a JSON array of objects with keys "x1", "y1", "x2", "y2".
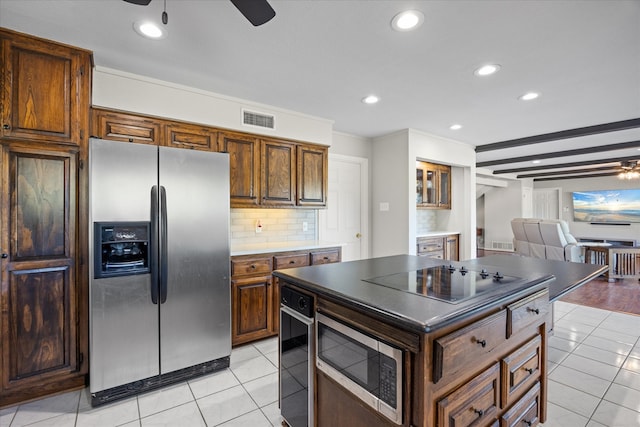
[{"x1": 0, "y1": 28, "x2": 92, "y2": 407}]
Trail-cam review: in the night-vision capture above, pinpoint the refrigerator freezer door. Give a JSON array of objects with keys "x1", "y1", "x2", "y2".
[
  {"x1": 158, "y1": 147, "x2": 231, "y2": 373},
  {"x1": 89, "y1": 139, "x2": 160, "y2": 392}
]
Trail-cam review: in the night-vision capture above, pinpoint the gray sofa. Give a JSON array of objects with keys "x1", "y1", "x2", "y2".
[{"x1": 510, "y1": 218, "x2": 582, "y2": 262}]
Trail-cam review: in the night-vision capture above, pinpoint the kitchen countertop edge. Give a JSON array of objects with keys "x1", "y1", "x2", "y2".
[{"x1": 231, "y1": 240, "x2": 345, "y2": 257}]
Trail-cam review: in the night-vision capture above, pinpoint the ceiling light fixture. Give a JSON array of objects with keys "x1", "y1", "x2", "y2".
[
  {"x1": 449, "y1": 124, "x2": 462, "y2": 130},
  {"x1": 391, "y1": 10, "x2": 424, "y2": 31},
  {"x1": 618, "y1": 160, "x2": 640, "y2": 180},
  {"x1": 133, "y1": 20, "x2": 167, "y2": 39},
  {"x1": 474, "y1": 64, "x2": 501, "y2": 76},
  {"x1": 519, "y1": 92, "x2": 540, "y2": 101},
  {"x1": 362, "y1": 95, "x2": 380, "y2": 104},
  {"x1": 532, "y1": 160, "x2": 541, "y2": 164}
]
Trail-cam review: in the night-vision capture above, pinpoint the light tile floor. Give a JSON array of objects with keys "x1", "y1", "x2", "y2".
[{"x1": 1, "y1": 302, "x2": 639, "y2": 426}]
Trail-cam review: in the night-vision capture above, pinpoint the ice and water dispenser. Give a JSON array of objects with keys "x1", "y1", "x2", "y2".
[{"x1": 94, "y1": 222, "x2": 151, "y2": 278}]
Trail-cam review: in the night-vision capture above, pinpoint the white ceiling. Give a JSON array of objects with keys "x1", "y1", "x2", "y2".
[{"x1": 1, "y1": 0, "x2": 639, "y2": 179}]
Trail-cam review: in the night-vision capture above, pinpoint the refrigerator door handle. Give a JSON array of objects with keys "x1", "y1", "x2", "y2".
[
  {"x1": 159, "y1": 185, "x2": 168, "y2": 304},
  {"x1": 150, "y1": 185, "x2": 159, "y2": 305}
]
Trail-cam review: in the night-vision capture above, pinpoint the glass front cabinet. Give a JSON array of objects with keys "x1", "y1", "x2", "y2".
[{"x1": 416, "y1": 161, "x2": 451, "y2": 209}]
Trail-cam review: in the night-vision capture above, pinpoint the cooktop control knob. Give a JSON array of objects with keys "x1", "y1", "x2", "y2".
[
  {"x1": 447, "y1": 264, "x2": 456, "y2": 272},
  {"x1": 493, "y1": 272, "x2": 504, "y2": 280},
  {"x1": 480, "y1": 268, "x2": 490, "y2": 279}
]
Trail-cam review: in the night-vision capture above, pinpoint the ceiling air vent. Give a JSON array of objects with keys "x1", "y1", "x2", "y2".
[{"x1": 242, "y1": 109, "x2": 275, "y2": 130}]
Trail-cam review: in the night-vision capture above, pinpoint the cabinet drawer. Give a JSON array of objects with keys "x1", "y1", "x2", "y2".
[
  {"x1": 310, "y1": 249, "x2": 340, "y2": 265},
  {"x1": 93, "y1": 110, "x2": 161, "y2": 145},
  {"x1": 500, "y1": 382, "x2": 540, "y2": 427},
  {"x1": 231, "y1": 257, "x2": 273, "y2": 277},
  {"x1": 501, "y1": 335, "x2": 541, "y2": 407},
  {"x1": 437, "y1": 363, "x2": 500, "y2": 427},
  {"x1": 274, "y1": 253, "x2": 310, "y2": 270},
  {"x1": 507, "y1": 290, "x2": 549, "y2": 338},
  {"x1": 165, "y1": 123, "x2": 216, "y2": 151},
  {"x1": 417, "y1": 238, "x2": 444, "y2": 253},
  {"x1": 434, "y1": 311, "x2": 507, "y2": 383}
]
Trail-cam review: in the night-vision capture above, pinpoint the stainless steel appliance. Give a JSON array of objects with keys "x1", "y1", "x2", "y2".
[
  {"x1": 89, "y1": 138, "x2": 230, "y2": 406},
  {"x1": 316, "y1": 312, "x2": 403, "y2": 425},
  {"x1": 280, "y1": 286, "x2": 314, "y2": 427}
]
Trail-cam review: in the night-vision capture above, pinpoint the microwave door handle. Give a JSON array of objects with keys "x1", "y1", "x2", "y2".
[
  {"x1": 150, "y1": 185, "x2": 159, "y2": 305},
  {"x1": 159, "y1": 185, "x2": 168, "y2": 304}
]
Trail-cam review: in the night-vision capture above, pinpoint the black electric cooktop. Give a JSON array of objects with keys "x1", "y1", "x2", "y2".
[{"x1": 364, "y1": 264, "x2": 529, "y2": 304}]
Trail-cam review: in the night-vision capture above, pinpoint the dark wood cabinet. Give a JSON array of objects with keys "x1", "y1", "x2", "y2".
[
  {"x1": 0, "y1": 144, "x2": 85, "y2": 407},
  {"x1": 218, "y1": 131, "x2": 260, "y2": 207},
  {"x1": 297, "y1": 144, "x2": 327, "y2": 207},
  {"x1": 1, "y1": 29, "x2": 91, "y2": 145},
  {"x1": 261, "y1": 139, "x2": 296, "y2": 207},
  {"x1": 91, "y1": 108, "x2": 162, "y2": 146},
  {"x1": 417, "y1": 234, "x2": 459, "y2": 261},
  {"x1": 0, "y1": 28, "x2": 90, "y2": 408},
  {"x1": 165, "y1": 122, "x2": 217, "y2": 151},
  {"x1": 417, "y1": 161, "x2": 451, "y2": 209}
]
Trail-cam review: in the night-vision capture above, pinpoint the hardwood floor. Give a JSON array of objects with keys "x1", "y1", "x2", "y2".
[{"x1": 476, "y1": 249, "x2": 640, "y2": 316}]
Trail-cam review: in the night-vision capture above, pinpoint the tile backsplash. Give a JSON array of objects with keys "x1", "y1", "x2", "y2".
[
  {"x1": 416, "y1": 209, "x2": 437, "y2": 234},
  {"x1": 230, "y1": 208, "x2": 317, "y2": 246}
]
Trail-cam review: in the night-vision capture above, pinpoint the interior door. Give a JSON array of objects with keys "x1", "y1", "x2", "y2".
[
  {"x1": 319, "y1": 155, "x2": 368, "y2": 261},
  {"x1": 89, "y1": 139, "x2": 159, "y2": 392},
  {"x1": 158, "y1": 147, "x2": 230, "y2": 374}
]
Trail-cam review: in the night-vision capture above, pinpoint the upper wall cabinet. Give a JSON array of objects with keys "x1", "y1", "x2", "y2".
[
  {"x1": 218, "y1": 131, "x2": 260, "y2": 207},
  {"x1": 261, "y1": 139, "x2": 296, "y2": 207},
  {"x1": 91, "y1": 108, "x2": 162, "y2": 146},
  {"x1": 1, "y1": 29, "x2": 91, "y2": 145},
  {"x1": 417, "y1": 161, "x2": 451, "y2": 209},
  {"x1": 164, "y1": 123, "x2": 217, "y2": 151},
  {"x1": 297, "y1": 144, "x2": 328, "y2": 207}
]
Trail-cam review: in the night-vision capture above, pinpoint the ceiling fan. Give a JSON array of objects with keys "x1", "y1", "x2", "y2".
[
  {"x1": 123, "y1": 0, "x2": 276, "y2": 27},
  {"x1": 618, "y1": 160, "x2": 640, "y2": 180}
]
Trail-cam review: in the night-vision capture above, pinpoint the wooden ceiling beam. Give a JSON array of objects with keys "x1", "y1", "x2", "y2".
[
  {"x1": 475, "y1": 118, "x2": 640, "y2": 153},
  {"x1": 492, "y1": 155, "x2": 639, "y2": 174}
]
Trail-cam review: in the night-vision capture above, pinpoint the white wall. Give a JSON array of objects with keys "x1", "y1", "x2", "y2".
[
  {"x1": 535, "y1": 176, "x2": 640, "y2": 243},
  {"x1": 92, "y1": 67, "x2": 334, "y2": 145},
  {"x1": 483, "y1": 180, "x2": 524, "y2": 248}
]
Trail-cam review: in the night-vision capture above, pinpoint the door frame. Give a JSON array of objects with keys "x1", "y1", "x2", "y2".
[{"x1": 319, "y1": 153, "x2": 369, "y2": 261}]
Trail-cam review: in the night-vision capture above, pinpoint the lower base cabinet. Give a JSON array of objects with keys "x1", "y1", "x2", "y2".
[
  {"x1": 230, "y1": 246, "x2": 340, "y2": 346},
  {"x1": 417, "y1": 234, "x2": 459, "y2": 260}
]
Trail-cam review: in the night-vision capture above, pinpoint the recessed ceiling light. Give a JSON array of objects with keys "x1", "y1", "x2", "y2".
[
  {"x1": 133, "y1": 21, "x2": 167, "y2": 39},
  {"x1": 449, "y1": 124, "x2": 462, "y2": 130},
  {"x1": 519, "y1": 92, "x2": 540, "y2": 101},
  {"x1": 362, "y1": 95, "x2": 380, "y2": 104},
  {"x1": 474, "y1": 64, "x2": 501, "y2": 76},
  {"x1": 391, "y1": 10, "x2": 424, "y2": 31},
  {"x1": 532, "y1": 160, "x2": 541, "y2": 164}
]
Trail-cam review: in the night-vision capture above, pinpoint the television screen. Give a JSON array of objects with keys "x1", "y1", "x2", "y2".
[{"x1": 572, "y1": 189, "x2": 640, "y2": 223}]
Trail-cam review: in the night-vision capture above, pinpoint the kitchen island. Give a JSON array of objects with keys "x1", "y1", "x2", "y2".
[{"x1": 273, "y1": 254, "x2": 606, "y2": 427}]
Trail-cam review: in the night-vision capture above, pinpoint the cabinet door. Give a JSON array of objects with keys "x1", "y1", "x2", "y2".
[
  {"x1": 91, "y1": 108, "x2": 162, "y2": 146},
  {"x1": 445, "y1": 235, "x2": 459, "y2": 261},
  {"x1": 0, "y1": 145, "x2": 83, "y2": 406},
  {"x1": 219, "y1": 131, "x2": 260, "y2": 207},
  {"x1": 417, "y1": 161, "x2": 439, "y2": 207},
  {"x1": 165, "y1": 123, "x2": 217, "y2": 151},
  {"x1": 297, "y1": 144, "x2": 327, "y2": 206},
  {"x1": 231, "y1": 275, "x2": 274, "y2": 346},
  {"x1": 261, "y1": 139, "x2": 296, "y2": 206},
  {"x1": 438, "y1": 165, "x2": 451, "y2": 209},
  {"x1": 1, "y1": 31, "x2": 91, "y2": 145}
]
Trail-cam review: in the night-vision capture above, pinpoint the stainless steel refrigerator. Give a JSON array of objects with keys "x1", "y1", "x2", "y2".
[{"x1": 88, "y1": 138, "x2": 231, "y2": 406}]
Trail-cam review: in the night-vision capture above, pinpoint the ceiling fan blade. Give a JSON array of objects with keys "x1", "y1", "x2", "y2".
[
  {"x1": 230, "y1": 0, "x2": 275, "y2": 26},
  {"x1": 123, "y1": 0, "x2": 152, "y2": 5}
]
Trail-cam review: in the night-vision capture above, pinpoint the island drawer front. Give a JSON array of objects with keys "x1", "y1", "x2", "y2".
[
  {"x1": 436, "y1": 363, "x2": 500, "y2": 427},
  {"x1": 231, "y1": 257, "x2": 273, "y2": 277},
  {"x1": 501, "y1": 335, "x2": 541, "y2": 408},
  {"x1": 433, "y1": 310, "x2": 507, "y2": 383},
  {"x1": 500, "y1": 381, "x2": 540, "y2": 427},
  {"x1": 506, "y1": 289, "x2": 549, "y2": 338},
  {"x1": 310, "y1": 249, "x2": 341, "y2": 265},
  {"x1": 274, "y1": 253, "x2": 310, "y2": 270}
]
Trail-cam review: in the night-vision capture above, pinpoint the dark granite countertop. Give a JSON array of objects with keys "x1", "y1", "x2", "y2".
[{"x1": 273, "y1": 254, "x2": 607, "y2": 334}]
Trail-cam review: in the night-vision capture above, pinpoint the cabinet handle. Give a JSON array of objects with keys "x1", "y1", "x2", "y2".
[
  {"x1": 473, "y1": 408, "x2": 484, "y2": 417},
  {"x1": 524, "y1": 367, "x2": 534, "y2": 374},
  {"x1": 128, "y1": 137, "x2": 134, "y2": 142},
  {"x1": 524, "y1": 421, "x2": 533, "y2": 427},
  {"x1": 250, "y1": 264, "x2": 256, "y2": 269},
  {"x1": 1, "y1": 253, "x2": 7, "y2": 258},
  {"x1": 2, "y1": 124, "x2": 9, "y2": 130},
  {"x1": 323, "y1": 256, "x2": 329, "y2": 260},
  {"x1": 528, "y1": 307, "x2": 540, "y2": 315},
  {"x1": 476, "y1": 339, "x2": 487, "y2": 348},
  {"x1": 289, "y1": 260, "x2": 296, "y2": 264}
]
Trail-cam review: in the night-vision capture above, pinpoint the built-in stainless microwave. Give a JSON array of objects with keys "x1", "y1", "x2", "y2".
[{"x1": 316, "y1": 312, "x2": 403, "y2": 425}]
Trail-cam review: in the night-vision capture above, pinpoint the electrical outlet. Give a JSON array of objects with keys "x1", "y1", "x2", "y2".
[{"x1": 303, "y1": 222, "x2": 308, "y2": 232}]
